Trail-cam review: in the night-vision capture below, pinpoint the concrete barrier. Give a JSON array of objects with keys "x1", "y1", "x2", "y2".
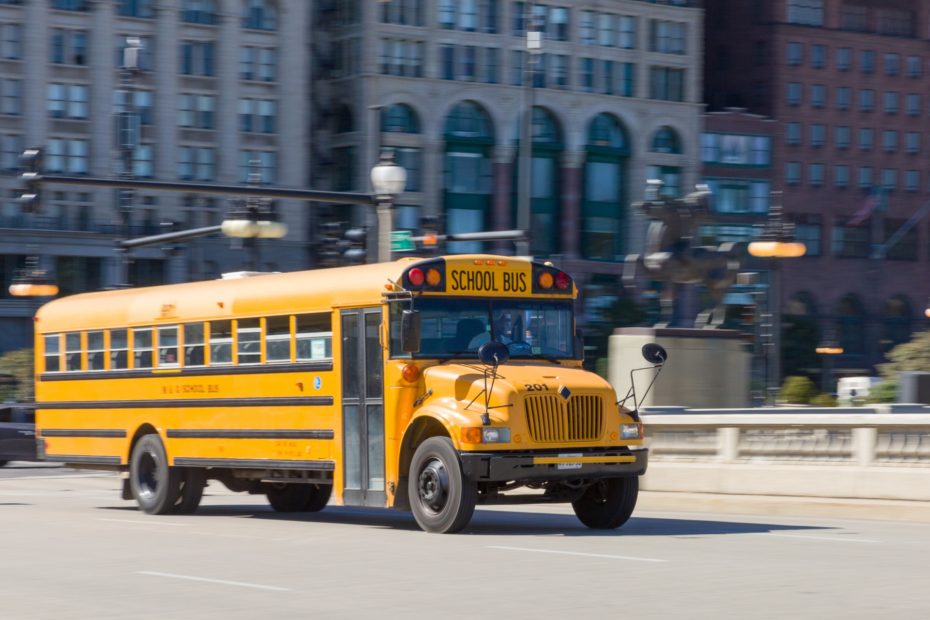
[{"x1": 640, "y1": 404, "x2": 930, "y2": 502}]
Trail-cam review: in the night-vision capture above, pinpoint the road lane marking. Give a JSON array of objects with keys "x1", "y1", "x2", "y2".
[
  {"x1": 764, "y1": 533, "x2": 880, "y2": 544},
  {"x1": 98, "y1": 518, "x2": 190, "y2": 527},
  {"x1": 137, "y1": 571, "x2": 289, "y2": 592},
  {"x1": 488, "y1": 545, "x2": 667, "y2": 563}
]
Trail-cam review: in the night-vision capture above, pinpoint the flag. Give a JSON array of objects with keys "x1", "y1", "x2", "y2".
[{"x1": 847, "y1": 191, "x2": 880, "y2": 226}]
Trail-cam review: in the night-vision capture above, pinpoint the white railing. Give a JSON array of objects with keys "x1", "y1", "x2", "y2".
[{"x1": 640, "y1": 404, "x2": 930, "y2": 501}]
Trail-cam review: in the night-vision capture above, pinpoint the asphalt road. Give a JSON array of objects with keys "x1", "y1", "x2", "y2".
[{"x1": 1, "y1": 465, "x2": 929, "y2": 619}]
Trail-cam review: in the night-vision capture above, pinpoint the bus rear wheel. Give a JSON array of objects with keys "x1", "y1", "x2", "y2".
[
  {"x1": 172, "y1": 468, "x2": 206, "y2": 514},
  {"x1": 571, "y1": 476, "x2": 639, "y2": 529},
  {"x1": 130, "y1": 434, "x2": 181, "y2": 515},
  {"x1": 266, "y1": 483, "x2": 331, "y2": 512},
  {"x1": 408, "y1": 437, "x2": 476, "y2": 534}
]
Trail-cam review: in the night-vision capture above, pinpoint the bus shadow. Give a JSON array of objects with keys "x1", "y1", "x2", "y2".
[{"x1": 174, "y1": 504, "x2": 831, "y2": 537}]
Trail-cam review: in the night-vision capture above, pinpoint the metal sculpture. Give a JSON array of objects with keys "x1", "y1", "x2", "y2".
[{"x1": 624, "y1": 180, "x2": 744, "y2": 327}]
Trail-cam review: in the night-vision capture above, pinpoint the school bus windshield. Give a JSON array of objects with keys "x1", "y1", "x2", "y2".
[{"x1": 390, "y1": 297, "x2": 577, "y2": 360}]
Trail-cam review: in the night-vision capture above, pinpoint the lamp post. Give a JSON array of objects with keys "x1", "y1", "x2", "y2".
[
  {"x1": 8, "y1": 256, "x2": 59, "y2": 298},
  {"x1": 815, "y1": 334, "x2": 844, "y2": 395},
  {"x1": 748, "y1": 193, "x2": 806, "y2": 404},
  {"x1": 370, "y1": 150, "x2": 407, "y2": 263},
  {"x1": 515, "y1": 5, "x2": 542, "y2": 258},
  {"x1": 116, "y1": 36, "x2": 143, "y2": 287}
]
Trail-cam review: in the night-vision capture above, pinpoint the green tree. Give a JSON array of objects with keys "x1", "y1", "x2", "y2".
[
  {"x1": 780, "y1": 375, "x2": 818, "y2": 404},
  {"x1": 0, "y1": 348, "x2": 34, "y2": 402},
  {"x1": 878, "y1": 328, "x2": 930, "y2": 377}
]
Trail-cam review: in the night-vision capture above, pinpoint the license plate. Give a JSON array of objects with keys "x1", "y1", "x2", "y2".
[{"x1": 557, "y1": 454, "x2": 583, "y2": 470}]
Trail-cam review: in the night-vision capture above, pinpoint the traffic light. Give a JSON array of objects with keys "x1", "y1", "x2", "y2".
[
  {"x1": 343, "y1": 227, "x2": 367, "y2": 264},
  {"x1": 316, "y1": 221, "x2": 344, "y2": 267},
  {"x1": 19, "y1": 147, "x2": 43, "y2": 214},
  {"x1": 420, "y1": 214, "x2": 440, "y2": 254}
]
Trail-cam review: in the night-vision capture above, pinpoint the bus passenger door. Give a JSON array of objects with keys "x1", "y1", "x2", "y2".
[{"x1": 340, "y1": 308, "x2": 386, "y2": 507}]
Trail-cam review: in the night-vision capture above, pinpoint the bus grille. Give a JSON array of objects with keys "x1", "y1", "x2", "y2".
[{"x1": 524, "y1": 395, "x2": 604, "y2": 443}]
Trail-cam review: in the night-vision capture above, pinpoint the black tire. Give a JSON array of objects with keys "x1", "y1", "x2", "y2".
[
  {"x1": 572, "y1": 476, "x2": 639, "y2": 530},
  {"x1": 0, "y1": 460, "x2": 8, "y2": 467},
  {"x1": 302, "y1": 483, "x2": 332, "y2": 512},
  {"x1": 266, "y1": 483, "x2": 314, "y2": 512},
  {"x1": 129, "y1": 434, "x2": 181, "y2": 515},
  {"x1": 408, "y1": 437, "x2": 477, "y2": 534},
  {"x1": 172, "y1": 468, "x2": 206, "y2": 514}
]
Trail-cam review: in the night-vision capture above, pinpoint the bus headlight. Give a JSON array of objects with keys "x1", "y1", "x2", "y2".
[
  {"x1": 620, "y1": 424, "x2": 641, "y2": 439},
  {"x1": 482, "y1": 427, "x2": 511, "y2": 443}
]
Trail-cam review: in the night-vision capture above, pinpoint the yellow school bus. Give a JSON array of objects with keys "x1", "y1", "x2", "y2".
[{"x1": 34, "y1": 255, "x2": 648, "y2": 533}]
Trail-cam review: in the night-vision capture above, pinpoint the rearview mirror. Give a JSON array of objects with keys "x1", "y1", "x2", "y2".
[
  {"x1": 478, "y1": 341, "x2": 509, "y2": 366},
  {"x1": 401, "y1": 309, "x2": 421, "y2": 353},
  {"x1": 641, "y1": 343, "x2": 668, "y2": 364}
]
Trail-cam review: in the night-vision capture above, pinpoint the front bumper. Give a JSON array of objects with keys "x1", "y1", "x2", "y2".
[{"x1": 460, "y1": 447, "x2": 648, "y2": 483}]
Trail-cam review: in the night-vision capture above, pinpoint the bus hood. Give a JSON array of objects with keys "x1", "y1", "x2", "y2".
[{"x1": 421, "y1": 362, "x2": 616, "y2": 417}]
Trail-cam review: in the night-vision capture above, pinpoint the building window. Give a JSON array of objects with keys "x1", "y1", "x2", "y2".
[
  {"x1": 882, "y1": 130, "x2": 898, "y2": 153},
  {"x1": 0, "y1": 23, "x2": 20, "y2": 60},
  {"x1": 239, "y1": 99, "x2": 276, "y2": 134},
  {"x1": 393, "y1": 147, "x2": 422, "y2": 192},
  {"x1": 649, "y1": 67, "x2": 684, "y2": 102},
  {"x1": 442, "y1": 45, "x2": 456, "y2": 81},
  {"x1": 786, "y1": 82, "x2": 802, "y2": 106},
  {"x1": 787, "y1": 42, "x2": 803, "y2": 66},
  {"x1": 239, "y1": 150, "x2": 276, "y2": 184},
  {"x1": 785, "y1": 161, "x2": 801, "y2": 185},
  {"x1": 704, "y1": 179, "x2": 769, "y2": 214},
  {"x1": 178, "y1": 94, "x2": 215, "y2": 129},
  {"x1": 810, "y1": 84, "x2": 825, "y2": 108},
  {"x1": 857, "y1": 166, "x2": 872, "y2": 189},
  {"x1": 786, "y1": 0, "x2": 823, "y2": 26},
  {"x1": 858, "y1": 89, "x2": 874, "y2": 112},
  {"x1": 114, "y1": 89, "x2": 153, "y2": 125},
  {"x1": 860, "y1": 50, "x2": 874, "y2": 74},
  {"x1": 905, "y1": 93, "x2": 921, "y2": 116},
  {"x1": 905, "y1": 132, "x2": 920, "y2": 154},
  {"x1": 51, "y1": 0, "x2": 89, "y2": 10},
  {"x1": 547, "y1": 6, "x2": 570, "y2": 42},
  {"x1": 836, "y1": 47, "x2": 851, "y2": 71},
  {"x1": 905, "y1": 170, "x2": 920, "y2": 192},
  {"x1": 117, "y1": 0, "x2": 154, "y2": 18},
  {"x1": 178, "y1": 147, "x2": 215, "y2": 181},
  {"x1": 834, "y1": 165, "x2": 849, "y2": 188},
  {"x1": 650, "y1": 20, "x2": 686, "y2": 55},
  {"x1": 182, "y1": 0, "x2": 218, "y2": 25},
  {"x1": 382, "y1": 103, "x2": 420, "y2": 134},
  {"x1": 811, "y1": 43, "x2": 826, "y2": 68},
  {"x1": 841, "y1": 4, "x2": 868, "y2": 31},
  {"x1": 180, "y1": 40, "x2": 216, "y2": 76},
  {"x1": 834, "y1": 126, "x2": 850, "y2": 149},
  {"x1": 877, "y1": 9, "x2": 913, "y2": 37},
  {"x1": 47, "y1": 138, "x2": 89, "y2": 174},
  {"x1": 785, "y1": 122, "x2": 801, "y2": 146},
  {"x1": 809, "y1": 163, "x2": 824, "y2": 186},
  {"x1": 240, "y1": 46, "x2": 276, "y2": 81},
  {"x1": 835, "y1": 86, "x2": 850, "y2": 110},
  {"x1": 0, "y1": 78, "x2": 21, "y2": 115},
  {"x1": 579, "y1": 58, "x2": 593, "y2": 92},
  {"x1": 380, "y1": 39, "x2": 424, "y2": 78},
  {"x1": 859, "y1": 128, "x2": 874, "y2": 151},
  {"x1": 379, "y1": 0, "x2": 424, "y2": 27},
  {"x1": 484, "y1": 47, "x2": 499, "y2": 83},
  {"x1": 809, "y1": 123, "x2": 824, "y2": 147},
  {"x1": 883, "y1": 91, "x2": 898, "y2": 114},
  {"x1": 907, "y1": 56, "x2": 922, "y2": 78},
  {"x1": 832, "y1": 226, "x2": 869, "y2": 258},
  {"x1": 242, "y1": 0, "x2": 277, "y2": 30},
  {"x1": 51, "y1": 29, "x2": 87, "y2": 65},
  {"x1": 881, "y1": 169, "x2": 897, "y2": 191},
  {"x1": 550, "y1": 53, "x2": 569, "y2": 89},
  {"x1": 651, "y1": 127, "x2": 682, "y2": 154},
  {"x1": 48, "y1": 84, "x2": 88, "y2": 119},
  {"x1": 794, "y1": 215, "x2": 821, "y2": 256},
  {"x1": 885, "y1": 53, "x2": 900, "y2": 76}
]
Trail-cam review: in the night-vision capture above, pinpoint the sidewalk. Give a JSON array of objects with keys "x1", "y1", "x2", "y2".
[{"x1": 638, "y1": 490, "x2": 930, "y2": 523}]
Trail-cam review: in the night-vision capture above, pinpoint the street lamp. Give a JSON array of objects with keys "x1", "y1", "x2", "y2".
[
  {"x1": 8, "y1": 256, "x2": 58, "y2": 298},
  {"x1": 370, "y1": 149, "x2": 407, "y2": 263},
  {"x1": 748, "y1": 193, "x2": 806, "y2": 404},
  {"x1": 221, "y1": 165, "x2": 288, "y2": 271},
  {"x1": 816, "y1": 331, "x2": 844, "y2": 394},
  {"x1": 515, "y1": 5, "x2": 543, "y2": 258},
  {"x1": 116, "y1": 36, "x2": 143, "y2": 287}
]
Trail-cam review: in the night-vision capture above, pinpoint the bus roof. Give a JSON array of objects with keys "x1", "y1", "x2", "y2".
[{"x1": 34, "y1": 255, "x2": 566, "y2": 333}]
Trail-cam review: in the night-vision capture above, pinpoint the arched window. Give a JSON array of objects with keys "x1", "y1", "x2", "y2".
[
  {"x1": 182, "y1": 0, "x2": 218, "y2": 25},
  {"x1": 582, "y1": 113, "x2": 630, "y2": 261},
  {"x1": 334, "y1": 105, "x2": 354, "y2": 134},
  {"x1": 381, "y1": 104, "x2": 420, "y2": 134},
  {"x1": 513, "y1": 107, "x2": 563, "y2": 256},
  {"x1": 243, "y1": 0, "x2": 277, "y2": 30},
  {"x1": 443, "y1": 101, "x2": 494, "y2": 254},
  {"x1": 835, "y1": 294, "x2": 865, "y2": 355},
  {"x1": 882, "y1": 294, "x2": 912, "y2": 352},
  {"x1": 651, "y1": 126, "x2": 683, "y2": 154}
]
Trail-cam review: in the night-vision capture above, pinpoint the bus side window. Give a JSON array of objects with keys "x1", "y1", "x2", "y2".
[
  {"x1": 87, "y1": 331, "x2": 105, "y2": 370},
  {"x1": 237, "y1": 318, "x2": 261, "y2": 365},
  {"x1": 296, "y1": 313, "x2": 332, "y2": 360},
  {"x1": 133, "y1": 328, "x2": 153, "y2": 369},
  {"x1": 44, "y1": 334, "x2": 61, "y2": 372},
  {"x1": 65, "y1": 333, "x2": 82, "y2": 372},
  {"x1": 158, "y1": 325, "x2": 179, "y2": 367},
  {"x1": 110, "y1": 329, "x2": 128, "y2": 370},
  {"x1": 209, "y1": 320, "x2": 233, "y2": 365},
  {"x1": 266, "y1": 315, "x2": 291, "y2": 363},
  {"x1": 184, "y1": 323, "x2": 205, "y2": 367}
]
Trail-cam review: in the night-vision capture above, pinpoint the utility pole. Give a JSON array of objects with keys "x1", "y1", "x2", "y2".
[
  {"x1": 116, "y1": 37, "x2": 142, "y2": 288},
  {"x1": 515, "y1": 5, "x2": 542, "y2": 258}
]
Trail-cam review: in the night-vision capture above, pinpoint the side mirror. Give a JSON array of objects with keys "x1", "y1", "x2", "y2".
[
  {"x1": 641, "y1": 343, "x2": 668, "y2": 364},
  {"x1": 478, "y1": 341, "x2": 509, "y2": 367},
  {"x1": 400, "y1": 309, "x2": 421, "y2": 353}
]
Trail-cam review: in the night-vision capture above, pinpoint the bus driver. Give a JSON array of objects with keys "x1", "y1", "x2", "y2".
[{"x1": 469, "y1": 312, "x2": 513, "y2": 349}]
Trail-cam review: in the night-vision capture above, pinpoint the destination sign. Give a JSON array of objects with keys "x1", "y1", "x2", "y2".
[{"x1": 448, "y1": 268, "x2": 528, "y2": 293}]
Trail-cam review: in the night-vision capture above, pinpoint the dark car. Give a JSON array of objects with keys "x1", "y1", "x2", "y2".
[{"x1": 0, "y1": 405, "x2": 36, "y2": 466}]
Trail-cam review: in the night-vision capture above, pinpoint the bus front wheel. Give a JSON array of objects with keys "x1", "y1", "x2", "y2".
[
  {"x1": 571, "y1": 476, "x2": 639, "y2": 529},
  {"x1": 408, "y1": 437, "x2": 476, "y2": 534},
  {"x1": 129, "y1": 434, "x2": 181, "y2": 515}
]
